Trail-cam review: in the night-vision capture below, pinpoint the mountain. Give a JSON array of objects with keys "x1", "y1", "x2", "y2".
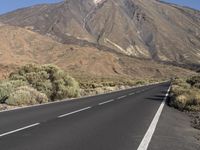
[
  {"x1": 0, "y1": 0, "x2": 200, "y2": 66},
  {"x1": 0, "y1": 24, "x2": 122, "y2": 78},
  {"x1": 0, "y1": 24, "x2": 195, "y2": 79}
]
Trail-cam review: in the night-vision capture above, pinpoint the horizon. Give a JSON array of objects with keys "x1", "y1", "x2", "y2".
[{"x1": 0, "y1": 0, "x2": 199, "y2": 15}]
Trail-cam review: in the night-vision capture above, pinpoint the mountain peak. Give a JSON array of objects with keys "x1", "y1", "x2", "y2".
[
  {"x1": 93, "y1": 0, "x2": 104, "y2": 4},
  {"x1": 0, "y1": 0, "x2": 200, "y2": 66}
]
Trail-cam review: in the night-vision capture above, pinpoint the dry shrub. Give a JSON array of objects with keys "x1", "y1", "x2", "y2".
[
  {"x1": 6, "y1": 86, "x2": 48, "y2": 106},
  {"x1": 187, "y1": 76, "x2": 200, "y2": 86},
  {"x1": 0, "y1": 80, "x2": 28, "y2": 103},
  {"x1": 170, "y1": 77, "x2": 200, "y2": 111},
  {"x1": 194, "y1": 83, "x2": 200, "y2": 89},
  {"x1": 9, "y1": 64, "x2": 80, "y2": 101}
]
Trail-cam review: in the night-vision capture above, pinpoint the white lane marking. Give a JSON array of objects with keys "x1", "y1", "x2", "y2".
[
  {"x1": 98, "y1": 99, "x2": 114, "y2": 105},
  {"x1": 117, "y1": 95, "x2": 127, "y2": 99},
  {"x1": 0, "y1": 123, "x2": 40, "y2": 138},
  {"x1": 129, "y1": 92, "x2": 135, "y2": 96},
  {"x1": 0, "y1": 81, "x2": 169, "y2": 113},
  {"x1": 58, "y1": 107, "x2": 91, "y2": 118},
  {"x1": 137, "y1": 86, "x2": 171, "y2": 150}
]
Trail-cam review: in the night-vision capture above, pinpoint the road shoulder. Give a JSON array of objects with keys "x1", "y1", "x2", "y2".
[{"x1": 149, "y1": 105, "x2": 200, "y2": 150}]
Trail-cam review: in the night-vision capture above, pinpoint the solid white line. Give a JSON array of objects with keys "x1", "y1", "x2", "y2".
[
  {"x1": 58, "y1": 107, "x2": 91, "y2": 118},
  {"x1": 98, "y1": 99, "x2": 114, "y2": 105},
  {"x1": 117, "y1": 95, "x2": 127, "y2": 99},
  {"x1": 137, "y1": 87, "x2": 171, "y2": 150},
  {"x1": 0, "y1": 123, "x2": 40, "y2": 138}
]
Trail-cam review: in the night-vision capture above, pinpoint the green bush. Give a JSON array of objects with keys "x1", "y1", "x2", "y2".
[{"x1": 6, "y1": 86, "x2": 48, "y2": 106}]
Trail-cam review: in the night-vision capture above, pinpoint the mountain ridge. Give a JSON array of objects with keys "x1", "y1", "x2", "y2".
[
  {"x1": 0, "y1": 0, "x2": 200, "y2": 66},
  {"x1": 0, "y1": 24, "x2": 196, "y2": 80},
  {"x1": 0, "y1": 0, "x2": 199, "y2": 79}
]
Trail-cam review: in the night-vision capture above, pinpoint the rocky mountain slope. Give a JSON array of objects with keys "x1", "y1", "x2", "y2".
[
  {"x1": 0, "y1": 24, "x2": 122, "y2": 78},
  {"x1": 0, "y1": 24, "x2": 195, "y2": 79},
  {"x1": 0, "y1": 0, "x2": 200, "y2": 66}
]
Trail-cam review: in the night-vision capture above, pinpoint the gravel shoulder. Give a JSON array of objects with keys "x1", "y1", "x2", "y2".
[
  {"x1": 189, "y1": 112, "x2": 200, "y2": 135},
  {"x1": 149, "y1": 105, "x2": 200, "y2": 150},
  {"x1": 0, "y1": 104, "x2": 19, "y2": 111}
]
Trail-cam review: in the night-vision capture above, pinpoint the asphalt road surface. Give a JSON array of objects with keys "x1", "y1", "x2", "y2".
[{"x1": 0, "y1": 82, "x2": 171, "y2": 150}]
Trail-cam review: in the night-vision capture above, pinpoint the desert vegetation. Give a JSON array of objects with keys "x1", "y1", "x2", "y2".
[
  {"x1": 0, "y1": 64, "x2": 164, "y2": 108},
  {"x1": 170, "y1": 76, "x2": 200, "y2": 111},
  {"x1": 75, "y1": 75, "x2": 162, "y2": 96},
  {"x1": 0, "y1": 64, "x2": 80, "y2": 106}
]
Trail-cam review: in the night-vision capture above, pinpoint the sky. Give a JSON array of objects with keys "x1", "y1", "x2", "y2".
[
  {"x1": 0, "y1": 0, "x2": 199, "y2": 14},
  {"x1": 0, "y1": 0, "x2": 63, "y2": 14},
  {"x1": 163, "y1": 0, "x2": 200, "y2": 10}
]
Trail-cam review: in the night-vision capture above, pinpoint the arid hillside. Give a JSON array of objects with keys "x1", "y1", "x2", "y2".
[
  {"x1": 0, "y1": 25, "x2": 122, "y2": 78},
  {"x1": 0, "y1": 24, "x2": 196, "y2": 79},
  {"x1": 0, "y1": 0, "x2": 200, "y2": 66}
]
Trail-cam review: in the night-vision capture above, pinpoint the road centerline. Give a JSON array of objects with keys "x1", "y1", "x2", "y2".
[
  {"x1": 0, "y1": 123, "x2": 40, "y2": 138},
  {"x1": 117, "y1": 95, "x2": 127, "y2": 99},
  {"x1": 137, "y1": 86, "x2": 171, "y2": 150},
  {"x1": 58, "y1": 106, "x2": 92, "y2": 118},
  {"x1": 98, "y1": 99, "x2": 114, "y2": 105}
]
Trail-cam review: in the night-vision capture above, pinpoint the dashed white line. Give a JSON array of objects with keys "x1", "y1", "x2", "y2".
[
  {"x1": 58, "y1": 107, "x2": 91, "y2": 118},
  {"x1": 0, "y1": 123, "x2": 40, "y2": 138},
  {"x1": 137, "y1": 86, "x2": 171, "y2": 150},
  {"x1": 98, "y1": 99, "x2": 114, "y2": 105},
  {"x1": 117, "y1": 95, "x2": 127, "y2": 99},
  {"x1": 129, "y1": 93, "x2": 135, "y2": 96}
]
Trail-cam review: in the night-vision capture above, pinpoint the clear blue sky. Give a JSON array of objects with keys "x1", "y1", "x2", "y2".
[
  {"x1": 0, "y1": 0, "x2": 199, "y2": 14},
  {"x1": 164, "y1": 0, "x2": 200, "y2": 10},
  {"x1": 0, "y1": 0, "x2": 63, "y2": 14}
]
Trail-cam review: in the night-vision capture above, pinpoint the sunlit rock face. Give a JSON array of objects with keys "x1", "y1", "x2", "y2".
[{"x1": 93, "y1": 0, "x2": 103, "y2": 5}]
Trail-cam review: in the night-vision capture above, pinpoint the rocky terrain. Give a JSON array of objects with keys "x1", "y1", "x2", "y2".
[
  {"x1": 0, "y1": 0, "x2": 200, "y2": 66},
  {"x1": 190, "y1": 112, "x2": 200, "y2": 131},
  {"x1": 0, "y1": 24, "x2": 196, "y2": 80}
]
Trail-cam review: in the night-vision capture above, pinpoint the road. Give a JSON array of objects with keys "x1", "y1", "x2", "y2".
[{"x1": 0, "y1": 82, "x2": 171, "y2": 150}]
